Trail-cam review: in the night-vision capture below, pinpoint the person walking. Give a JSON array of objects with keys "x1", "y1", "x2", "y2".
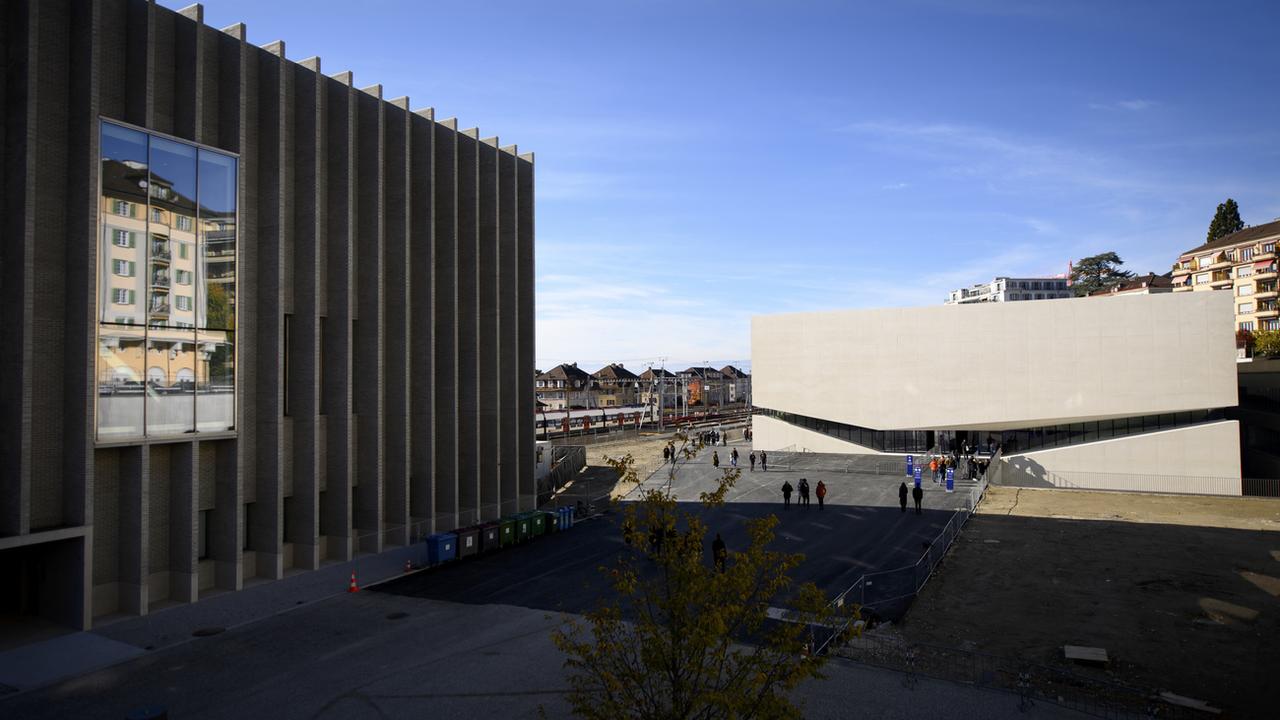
[
  {"x1": 712, "y1": 533, "x2": 727, "y2": 573},
  {"x1": 731, "y1": 448, "x2": 739, "y2": 467},
  {"x1": 798, "y1": 478, "x2": 810, "y2": 507},
  {"x1": 898, "y1": 482, "x2": 908, "y2": 513},
  {"x1": 712, "y1": 451, "x2": 720, "y2": 469},
  {"x1": 781, "y1": 480, "x2": 793, "y2": 509},
  {"x1": 749, "y1": 451, "x2": 756, "y2": 472},
  {"x1": 929, "y1": 457, "x2": 938, "y2": 484},
  {"x1": 816, "y1": 480, "x2": 827, "y2": 510},
  {"x1": 663, "y1": 445, "x2": 670, "y2": 464},
  {"x1": 912, "y1": 484, "x2": 923, "y2": 514},
  {"x1": 761, "y1": 451, "x2": 768, "y2": 472}
]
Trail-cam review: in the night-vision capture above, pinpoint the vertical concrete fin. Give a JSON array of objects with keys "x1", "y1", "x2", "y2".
[
  {"x1": 331, "y1": 70, "x2": 353, "y2": 86},
  {"x1": 454, "y1": 130, "x2": 480, "y2": 527},
  {"x1": 359, "y1": 83, "x2": 382, "y2": 99},
  {"x1": 515, "y1": 153, "x2": 536, "y2": 509},
  {"x1": 261, "y1": 39, "x2": 285, "y2": 57},
  {"x1": 497, "y1": 146, "x2": 519, "y2": 515},
  {"x1": 413, "y1": 107, "x2": 434, "y2": 121},
  {"x1": 439, "y1": 117, "x2": 458, "y2": 130},
  {"x1": 408, "y1": 110, "x2": 436, "y2": 529},
  {"x1": 298, "y1": 56, "x2": 321, "y2": 72},
  {"x1": 220, "y1": 22, "x2": 246, "y2": 40},
  {"x1": 432, "y1": 119, "x2": 459, "y2": 531},
  {"x1": 476, "y1": 138, "x2": 500, "y2": 521},
  {"x1": 381, "y1": 93, "x2": 412, "y2": 546},
  {"x1": 353, "y1": 82, "x2": 386, "y2": 554},
  {"x1": 177, "y1": 4, "x2": 204, "y2": 22},
  {"x1": 320, "y1": 72, "x2": 356, "y2": 562}
]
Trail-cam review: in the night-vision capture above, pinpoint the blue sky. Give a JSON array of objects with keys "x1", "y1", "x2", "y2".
[{"x1": 168, "y1": 0, "x2": 1280, "y2": 373}]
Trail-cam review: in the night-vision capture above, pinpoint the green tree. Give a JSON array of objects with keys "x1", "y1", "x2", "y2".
[
  {"x1": 552, "y1": 435, "x2": 856, "y2": 720},
  {"x1": 1070, "y1": 252, "x2": 1134, "y2": 296},
  {"x1": 1255, "y1": 329, "x2": 1280, "y2": 357},
  {"x1": 1206, "y1": 199, "x2": 1245, "y2": 244}
]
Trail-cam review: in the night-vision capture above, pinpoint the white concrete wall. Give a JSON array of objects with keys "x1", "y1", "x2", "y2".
[
  {"x1": 752, "y1": 291, "x2": 1238, "y2": 431},
  {"x1": 1000, "y1": 420, "x2": 1241, "y2": 495},
  {"x1": 752, "y1": 414, "x2": 880, "y2": 454}
]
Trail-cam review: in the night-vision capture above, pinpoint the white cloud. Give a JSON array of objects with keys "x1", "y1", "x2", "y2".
[
  {"x1": 1089, "y1": 99, "x2": 1156, "y2": 111},
  {"x1": 882, "y1": 182, "x2": 910, "y2": 190}
]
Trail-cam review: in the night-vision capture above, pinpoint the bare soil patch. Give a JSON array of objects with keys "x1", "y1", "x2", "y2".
[{"x1": 902, "y1": 486, "x2": 1280, "y2": 717}]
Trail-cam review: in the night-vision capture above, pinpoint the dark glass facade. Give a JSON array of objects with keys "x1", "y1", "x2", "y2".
[{"x1": 758, "y1": 407, "x2": 1228, "y2": 455}]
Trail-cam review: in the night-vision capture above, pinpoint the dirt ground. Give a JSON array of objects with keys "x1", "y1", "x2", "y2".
[{"x1": 903, "y1": 486, "x2": 1280, "y2": 718}]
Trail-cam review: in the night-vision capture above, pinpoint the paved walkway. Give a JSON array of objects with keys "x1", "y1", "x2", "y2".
[{"x1": 0, "y1": 589, "x2": 1086, "y2": 720}]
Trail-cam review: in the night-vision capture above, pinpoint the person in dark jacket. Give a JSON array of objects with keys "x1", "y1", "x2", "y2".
[
  {"x1": 815, "y1": 480, "x2": 827, "y2": 510},
  {"x1": 798, "y1": 478, "x2": 810, "y2": 507},
  {"x1": 898, "y1": 482, "x2": 908, "y2": 513},
  {"x1": 749, "y1": 451, "x2": 757, "y2": 471},
  {"x1": 712, "y1": 450, "x2": 720, "y2": 469},
  {"x1": 781, "y1": 480, "x2": 793, "y2": 509},
  {"x1": 761, "y1": 451, "x2": 768, "y2": 471},
  {"x1": 912, "y1": 484, "x2": 924, "y2": 514},
  {"x1": 712, "y1": 533, "x2": 727, "y2": 572}
]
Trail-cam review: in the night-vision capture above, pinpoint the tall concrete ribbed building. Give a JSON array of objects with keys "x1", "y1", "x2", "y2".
[{"x1": 0, "y1": 0, "x2": 535, "y2": 633}]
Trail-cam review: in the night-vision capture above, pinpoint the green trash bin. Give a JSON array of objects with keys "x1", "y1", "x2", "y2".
[
  {"x1": 527, "y1": 511, "x2": 547, "y2": 537},
  {"x1": 540, "y1": 509, "x2": 558, "y2": 534},
  {"x1": 499, "y1": 517, "x2": 517, "y2": 547},
  {"x1": 513, "y1": 514, "x2": 531, "y2": 543}
]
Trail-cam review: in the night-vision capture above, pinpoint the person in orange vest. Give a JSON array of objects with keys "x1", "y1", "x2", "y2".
[
  {"x1": 815, "y1": 480, "x2": 827, "y2": 510},
  {"x1": 929, "y1": 457, "x2": 939, "y2": 483}
]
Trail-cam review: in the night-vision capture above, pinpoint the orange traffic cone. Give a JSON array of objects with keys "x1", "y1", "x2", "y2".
[
  {"x1": 347, "y1": 571, "x2": 359, "y2": 593},
  {"x1": 404, "y1": 560, "x2": 413, "y2": 573}
]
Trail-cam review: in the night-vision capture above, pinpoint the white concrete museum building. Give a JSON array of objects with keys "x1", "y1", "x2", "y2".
[{"x1": 751, "y1": 291, "x2": 1242, "y2": 495}]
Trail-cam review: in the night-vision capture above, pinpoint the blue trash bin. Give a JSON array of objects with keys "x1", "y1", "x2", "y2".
[
  {"x1": 556, "y1": 506, "x2": 570, "y2": 530},
  {"x1": 426, "y1": 532, "x2": 458, "y2": 565}
]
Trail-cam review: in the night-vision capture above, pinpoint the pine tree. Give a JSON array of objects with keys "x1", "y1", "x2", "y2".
[{"x1": 1207, "y1": 199, "x2": 1245, "y2": 243}]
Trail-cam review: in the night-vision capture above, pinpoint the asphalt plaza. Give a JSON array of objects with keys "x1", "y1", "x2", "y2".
[{"x1": 379, "y1": 445, "x2": 973, "y2": 619}]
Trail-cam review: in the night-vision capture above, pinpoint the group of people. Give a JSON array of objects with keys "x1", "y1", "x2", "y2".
[
  {"x1": 779, "y1": 478, "x2": 826, "y2": 509},
  {"x1": 898, "y1": 481, "x2": 924, "y2": 514},
  {"x1": 711, "y1": 448, "x2": 744, "y2": 468},
  {"x1": 698, "y1": 429, "x2": 727, "y2": 446}
]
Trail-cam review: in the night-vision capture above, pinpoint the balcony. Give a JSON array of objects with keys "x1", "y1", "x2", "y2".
[
  {"x1": 151, "y1": 272, "x2": 170, "y2": 288},
  {"x1": 1209, "y1": 271, "x2": 1233, "y2": 288},
  {"x1": 149, "y1": 302, "x2": 171, "y2": 317},
  {"x1": 1256, "y1": 303, "x2": 1279, "y2": 318},
  {"x1": 1255, "y1": 285, "x2": 1279, "y2": 300},
  {"x1": 151, "y1": 244, "x2": 171, "y2": 263},
  {"x1": 1255, "y1": 245, "x2": 1276, "y2": 261},
  {"x1": 1255, "y1": 263, "x2": 1278, "y2": 279}
]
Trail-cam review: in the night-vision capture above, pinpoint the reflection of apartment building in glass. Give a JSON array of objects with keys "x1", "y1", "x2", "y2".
[
  {"x1": 752, "y1": 292, "x2": 1241, "y2": 494},
  {"x1": 0, "y1": 2, "x2": 534, "y2": 635},
  {"x1": 679, "y1": 366, "x2": 726, "y2": 408},
  {"x1": 945, "y1": 276, "x2": 1072, "y2": 304},
  {"x1": 1171, "y1": 220, "x2": 1280, "y2": 334}
]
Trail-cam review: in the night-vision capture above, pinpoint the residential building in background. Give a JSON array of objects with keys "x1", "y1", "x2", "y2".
[
  {"x1": 536, "y1": 363, "x2": 593, "y2": 410},
  {"x1": 945, "y1": 276, "x2": 1072, "y2": 304},
  {"x1": 1171, "y1": 220, "x2": 1280, "y2": 334},
  {"x1": 720, "y1": 365, "x2": 752, "y2": 404},
  {"x1": 590, "y1": 363, "x2": 641, "y2": 406},
  {"x1": 638, "y1": 367, "x2": 680, "y2": 413},
  {"x1": 679, "y1": 367, "x2": 727, "y2": 408},
  {"x1": 1088, "y1": 273, "x2": 1174, "y2": 298},
  {"x1": 752, "y1": 292, "x2": 1240, "y2": 494},
  {"x1": 0, "y1": 0, "x2": 534, "y2": 636}
]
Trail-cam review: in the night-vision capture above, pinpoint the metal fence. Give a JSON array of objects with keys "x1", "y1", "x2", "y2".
[
  {"x1": 1243, "y1": 476, "x2": 1280, "y2": 497},
  {"x1": 814, "y1": 451, "x2": 997, "y2": 656},
  {"x1": 997, "y1": 465, "x2": 1243, "y2": 497}
]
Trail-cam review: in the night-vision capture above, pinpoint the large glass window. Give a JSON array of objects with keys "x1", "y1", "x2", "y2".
[{"x1": 96, "y1": 120, "x2": 237, "y2": 440}]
